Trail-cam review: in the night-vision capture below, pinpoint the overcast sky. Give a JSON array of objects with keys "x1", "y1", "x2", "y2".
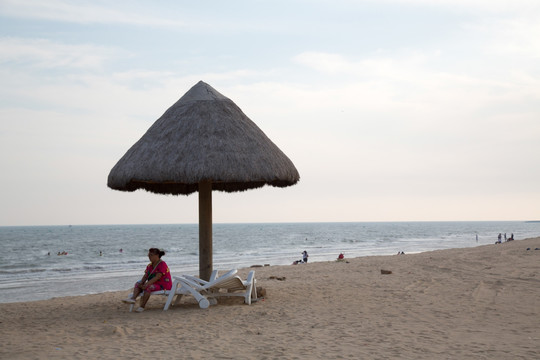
[{"x1": 1, "y1": 0, "x2": 539, "y2": 226}]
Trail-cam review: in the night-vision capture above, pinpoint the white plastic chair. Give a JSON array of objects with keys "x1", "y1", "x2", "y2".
[
  {"x1": 126, "y1": 289, "x2": 170, "y2": 312},
  {"x1": 164, "y1": 269, "x2": 257, "y2": 310},
  {"x1": 163, "y1": 269, "x2": 257, "y2": 310}
]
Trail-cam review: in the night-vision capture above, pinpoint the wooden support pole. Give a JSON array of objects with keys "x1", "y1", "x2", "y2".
[{"x1": 198, "y1": 180, "x2": 213, "y2": 281}]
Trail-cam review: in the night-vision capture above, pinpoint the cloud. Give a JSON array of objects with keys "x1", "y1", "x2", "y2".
[
  {"x1": 289, "y1": 49, "x2": 540, "y2": 178},
  {"x1": 0, "y1": 0, "x2": 181, "y2": 27},
  {"x1": 292, "y1": 52, "x2": 353, "y2": 74},
  {"x1": 0, "y1": 37, "x2": 128, "y2": 70},
  {"x1": 293, "y1": 50, "x2": 434, "y2": 79},
  {"x1": 365, "y1": 0, "x2": 540, "y2": 14},
  {"x1": 463, "y1": 17, "x2": 540, "y2": 59}
]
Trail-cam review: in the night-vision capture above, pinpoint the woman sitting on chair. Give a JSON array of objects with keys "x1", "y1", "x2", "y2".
[{"x1": 122, "y1": 248, "x2": 172, "y2": 312}]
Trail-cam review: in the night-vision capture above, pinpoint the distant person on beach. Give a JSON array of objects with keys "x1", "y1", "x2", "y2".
[
  {"x1": 338, "y1": 253, "x2": 344, "y2": 260},
  {"x1": 302, "y1": 250, "x2": 309, "y2": 263},
  {"x1": 496, "y1": 233, "x2": 502, "y2": 244},
  {"x1": 476, "y1": 234, "x2": 478, "y2": 242},
  {"x1": 508, "y1": 233, "x2": 514, "y2": 241},
  {"x1": 122, "y1": 248, "x2": 172, "y2": 312}
]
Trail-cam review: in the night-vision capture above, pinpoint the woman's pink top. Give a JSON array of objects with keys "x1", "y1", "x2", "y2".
[{"x1": 145, "y1": 260, "x2": 172, "y2": 290}]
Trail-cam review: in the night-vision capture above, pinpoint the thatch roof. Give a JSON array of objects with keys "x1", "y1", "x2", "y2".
[{"x1": 107, "y1": 81, "x2": 300, "y2": 195}]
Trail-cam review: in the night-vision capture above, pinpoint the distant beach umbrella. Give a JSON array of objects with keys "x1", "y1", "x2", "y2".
[{"x1": 108, "y1": 81, "x2": 300, "y2": 280}]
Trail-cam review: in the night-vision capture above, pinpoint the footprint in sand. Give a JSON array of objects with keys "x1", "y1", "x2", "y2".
[
  {"x1": 472, "y1": 281, "x2": 500, "y2": 303},
  {"x1": 112, "y1": 325, "x2": 134, "y2": 337}
]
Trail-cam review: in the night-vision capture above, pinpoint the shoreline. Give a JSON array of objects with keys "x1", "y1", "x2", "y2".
[
  {"x1": 1, "y1": 237, "x2": 539, "y2": 359},
  {"x1": 2, "y1": 233, "x2": 533, "y2": 305},
  {"x1": 3, "y1": 221, "x2": 539, "y2": 305}
]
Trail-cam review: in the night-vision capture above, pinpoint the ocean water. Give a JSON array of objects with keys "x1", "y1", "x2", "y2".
[{"x1": 1, "y1": 221, "x2": 539, "y2": 303}]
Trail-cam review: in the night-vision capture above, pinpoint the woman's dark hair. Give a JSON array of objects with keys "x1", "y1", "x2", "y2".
[{"x1": 149, "y1": 248, "x2": 166, "y2": 258}]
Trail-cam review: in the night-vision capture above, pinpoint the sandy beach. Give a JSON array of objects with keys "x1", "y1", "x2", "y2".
[{"x1": 1, "y1": 237, "x2": 539, "y2": 359}]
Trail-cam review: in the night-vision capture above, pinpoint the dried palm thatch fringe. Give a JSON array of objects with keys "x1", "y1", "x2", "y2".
[{"x1": 107, "y1": 81, "x2": 300, "y2": 195}]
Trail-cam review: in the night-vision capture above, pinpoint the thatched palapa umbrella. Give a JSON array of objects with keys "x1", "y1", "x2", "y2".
[{"x1": 108, "y1": 81, "x2": 300, "y2": 280}]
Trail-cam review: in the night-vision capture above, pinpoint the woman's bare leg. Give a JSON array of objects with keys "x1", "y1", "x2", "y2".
[
  {"x1": 132, "y1": 286, "x2": 142, "y2": 300},
  {"x1": 139, "y1": 292, "x2": 151, "y2": 308}
]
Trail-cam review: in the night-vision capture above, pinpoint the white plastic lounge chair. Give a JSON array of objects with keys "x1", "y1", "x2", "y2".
[
  {"x1": 184, "y1": 270, "x2": 257, "y2": 304},
  {"x1": 125, "y1": 289, "x2": 170, "y2": 312},
  {"x1": 125, "y1": 283, "x2": 210, "y2": 312},
  {"x1": 163, "y1": 269, "x2": 238, "y2": 310},
  {"x1": 161, "y1": 269, "x2": 224, "y2": 310},
  {"x1": 163, "y1": 269, "x2": 257, "y2": 310},
  {"x1": 124, "y1": 270, "x2": 223, "y2": 312},
  {"x1": 212, "y1": 270, "x2": 256, "y2": 304}
]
